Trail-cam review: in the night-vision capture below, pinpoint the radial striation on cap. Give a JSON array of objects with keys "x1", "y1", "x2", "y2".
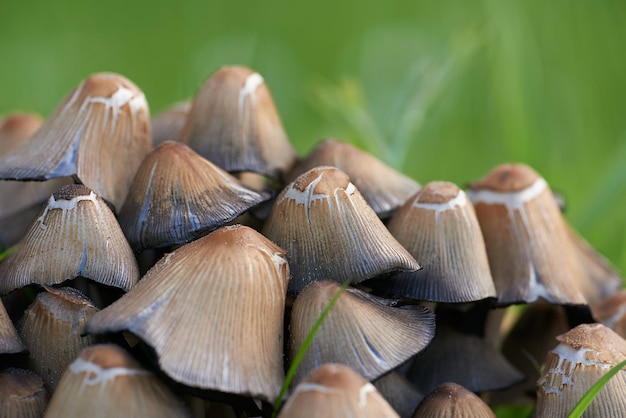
[
  {"x1": 0, "y1": 368, "x2": 48, "y2": 418},
  {"x1": 412, "y1": 382, "x2": 496, "y2": 418},
  {"x1": 0, "y1": 73, "x2": 152, "y2": 211},
  {"x1": 263, "y1": 166, "x2": 420, "y2": 294},
  {"x1": 178, "y1": 66, "x2": 297, "y2": 179},
  {"x1": 0, "y1": 184, "x2": 139, "y2": 294}
]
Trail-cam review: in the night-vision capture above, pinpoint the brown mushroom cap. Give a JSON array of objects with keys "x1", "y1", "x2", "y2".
[
  {"x1": 0, "y1": 298, "x2": 24, "y2": 354},
  {"x1": 263, "y1": 166, "x2": 420, "y2": 294},
  {"x1": 178, "y1": 66, "x2": 297, "y2": 179},
  {"x1": 0, "y1": 113, "x2": 43, "y2": 155},
  {"x1": 412, "y1": 382, "x2": 496, "y2": 418},
  {"x1": 0, "y1": 367, "x2": 48, "y2": 418},
  {"x1": 151, "y1": 101, "x2": 190, "y2": 147},
  {"x1": 277, "y1": 364, "x2": 400, "y2": 418}
]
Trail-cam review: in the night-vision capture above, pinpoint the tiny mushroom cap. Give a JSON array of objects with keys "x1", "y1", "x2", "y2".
[
  {"x1": 386, "y1": 181, "x2": 496, "y2": 303},
  {"x1": 536, "y1": 323, "x2": 626, "y2": 418},
  {"x1": 591, "y1": 290, "x2": 626, "y2": 338},
  {"x1": 119, "y1": 141, "x2": 269, "y2": 252},
  {"x1": 412, "y1": 382, "x2": 496, "y2": 418},
  {"x1": 0, "y1": 73, "x2": 152, "y2": 211},
  {"x1": 151, "y1": 101, "x2": 191, "y2": 147},
  {"x1": 0, "y1": 113, "x2": 43, "y2": 154},
  {"x1": 287, "y1": 139, "x2": 420, "y2": 217},
  {"x1": 466, "y1": 163, "x2": 621, "y2": 305},
  {"x1": 178, "y1": 65, "x2": 297, "y2": 179},
  {"x1": 44, "y1": 344, "x2": 192, "y2": 418},
  {"x1": 18, "y1": 286, "x2": 103, "y2": 391},
  {"x1": 0, "y1": 184, "x2": 139, "y2": 294},
  {"x1": 263, "y1": 166, "x2": 420, "y2": 294},
  {"x1": 0, "y1": 368, "x2": 48, "y2": 418},
  {"x1": 289, "y1": 280, "x2": 435, "y2": 384},
  {"x1": 407, "y1": 324, "x2": 523, "y2": 394},
  {"x1": 0, "y1": 298, "x2": 24, "y2": 354},
  {"x1": 86, "y1": 225, "x2": 290, "y2": 403},
  {"x1": 277, "y1": 363, "x2": 400, "y2": 418}
]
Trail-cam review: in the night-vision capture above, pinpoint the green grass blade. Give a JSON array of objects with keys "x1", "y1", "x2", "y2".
[
  {"x1": 567, "y1": 358, "x2": 626, "y2": 418},
  {"x1": 271, "y1": 279, "x2": 351, "y2": 418},
  {"x1": 0, "y1": 245, "x2": 17, "y2": 262}
]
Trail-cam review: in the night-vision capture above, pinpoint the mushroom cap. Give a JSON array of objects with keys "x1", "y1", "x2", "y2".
[
  {"x1": 178, "y1": 66, "x2": 297, "y2": 179},
  {"x1": 536, "y1": 323, "x2": 626, "y2": 417},
  {"x1": 289, "y1": 280, "x2": 435, "y2": 383},
  {"x1": 277, "y1": 364, "x2": 400, "y2": 418},
  {"x1": 467, "y1": 163, "x2": 591, "y2": 305},
  {"x1": 151, "y1": 101, "x2": 190, "y2": 147},
  {"x1": 412, "y1": 382, "x2": 496, "y2": 418},
  {"x1": 44, "y1": 344, "x2": 191, "y2": 418},
  {"x1": 119, "y1": 141, "x2": 269, "y2": 251},
  {"x1": 373, "y1": 371, "x2": 424, "y2": 418},
  {"x1": 0, "y1": 297, "x2": 24, "y2": 354},
  {"x1": 287, "y1": 139, "x2": 420, "y2": 217},
  {"x1": 0, "y1": 73, "x2": 152, "y2": 211},
  {"x1": 263, "y1": 166, "x2": 420, "y2": 294},
  {"x1": 0, "y1": 184, "x2": 139, "y2": 294},
  {"x1": 386, "y1": 181, "x2": 496, "y2": 303},
  {"x1": 86, "y1": 225, "x2": 289, "y2": 402},
  {"x1": 0, "y1": 113, "x2": 43, "y2": 155},
  {"x1": 0, "y1": 368, "x2": 48, "y2": 418}
]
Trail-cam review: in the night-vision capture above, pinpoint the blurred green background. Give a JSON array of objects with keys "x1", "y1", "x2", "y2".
[{"x1": 1, "y1": 0, "x2": 626, "y2": 280}]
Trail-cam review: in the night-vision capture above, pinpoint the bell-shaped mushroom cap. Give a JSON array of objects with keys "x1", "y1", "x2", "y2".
[
  {"x1": 86, "y1": 225, "x2": 289, "y2": 402},
  {"x1": 373, "y1": 371, "x2": 424, "y2": 418},
  {"x1": 386, "y1": 181, "x2": 496, "y2": 303},
  {"x1": 466, "y1": 163, "x2": 619, "y2": 305},
  {"x1": 536, "y1": 323, "x2": 626, "y2": 417},
  {"x1": 0, "y1": 113, "x2": 43, "y2": 154},
  {"x1": 151, "y1": 101, "x2": 190, "y2": 147},
  {"x1": 0, "y1": 184, "x2": 139, "y2": 294},
  {"x1": 0, "y1": 73, "x2": 152, "y2": 211},
  {"x1": 412, "y1": 382, "x2": 496, "y2": 418},
  {"x1": 591, "y1": 290, "x2": 626, "y2": 338},
  {"x1": 0, "y1": 368, "x2": 48, "y2": 418},
  {"x1": 119, "y1": 141, "x2": 269, "y2": 252},
  {"x1": 0, "y1": 298, "x2": 24, "y2": 354},
  {"x1": 18, "y1": 286, "x2": 103, "y2": 391},
  {"x1": 44, "y1": 344, "x2": 191, "y2": 418},
  {"x1": 290, "y1": 281, "x2": 435, "y2": 384},
  {"x1": 277, "y1": 364, "x2": 400, "y2": 418},
  {"x1": 263, "y1": 166, "x2": 420, "y2": 294},
  {"x1": 178, "y1": 66, "x2": 297, "y2": 179},
  {"x1": 287, "y1": 139, "x2": 420, "y2": 217},
  {"x1": 407, "y1": 325, "x2": 523, "y2": 393}
]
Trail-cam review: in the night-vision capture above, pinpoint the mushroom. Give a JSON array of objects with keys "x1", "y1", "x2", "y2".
[
  {"x1": 151, "y1": 101, "x2": 190, "y2": 147},
  {"x1": 119, "y1": 141, "x2": 270, "y2": 252},
  {"x1": 0, "y1": 73, "x2": 152, "y2": 211},
  {"x1": 44, "y1": 344, "x2": 192, "y2": 418},
  {"x1": 17, "y1": 286, "x2": 103, "y2": 391},
  {"x1": 590, "y1": 290, "x2": 626, "y2": 338},
  {"x1": 277, "y1": 364, "x2": 400, "y2": 418},
  {"x1": 0, "y1": 113, "x2": 43, "y2": 154},
  {"x1": 536, "y1": 323, "x2": 626, "y2": 417},
  {"x1": 0, "y1": 298, "x2": 24, "y2": 354},
  {"x1": 466, "y1": 163, "x2": 621, "y2": 305},
  {"x1": 86, "y1": 225, "x2": 289, "y2": 404},
  {"x1": 0, "y1": 184, "x2": 139, "y2": 294},
  {"x1": 385, "y1": 181, "x2": 496, "y2": 303},
  {"x1": 373, "y1": 371, "x2": 424, "y2": 418},
  {"x1": 262, "y1": 166, "x2": 420, "y2": 294},
  {"x1": 286, "y1": 139, "x2": 420, "y2": 217},
  {"x1": 0, "y1": 368, "x2": 48, "y2": 418},
  {"x1": 412, "y1": 382, "x2": 496, "y2": 418},
  {"x1": 177, "y1": 66, "x2": 297, "y2": 180},
  {"x1": 289, "y1": 280, "x2": 435, "y2": 384}
]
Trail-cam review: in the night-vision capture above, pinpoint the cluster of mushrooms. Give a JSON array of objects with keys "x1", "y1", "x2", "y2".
[{"x1": 0, "y1": 66, "x2": 625, "y2": 417}]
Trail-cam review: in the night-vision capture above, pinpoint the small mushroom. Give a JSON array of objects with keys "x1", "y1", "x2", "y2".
[
  {"x1": 44, "y1": 344, "x2": 192, "y2": 418},
  {"x1": 289, "y1": 280, "x2": 435, "y2": 384},
  {"x1": 262, "y1": 166, "x2": 420, "y2": 294},
  {"x1": 536, "y1": 323, "x2": 626, "y2": 417},
  {"x1": 412, "y1": 382, "x2": 496, "y2": 418},
  {"x1": 86, "y1": 225, "x2": 289, "y2": 403},
  {"x1": 0, "y1": 298, "x2": 24, "y2": 354},
  {"x1": 0, "y1": 367, "x2": 48, "y2": 418},
  {"x1": 119, "y1": 141, "x2": 270, "y2": 252},
  {"x1": 0, "y1": 73, "x2": 152, "y2": 211},
  {"x1": 287, "y1": 139, "x2": 420, "y2": 217},
  {"x1": 151, "y1": 101, "x2": 190, "y2": 147},
  {"x1": 0, "y1": 113, "x2": 43, "y2": 154},
  {"x1": 590, "y1": 290, "x2": 626, "y2": 338},
  {"x1": 178, "y1": 66, "x2": 297, "y2": 180},
  {"x1": 385, "y1": 181, "x2": 496, "y2": 303},
  {"x1": 0, "y1": 184, "x2": 139, "y2": 294},
  {"x1": 277, "y1": 364, "x2": 400, "y2": 418},
  {"x1": 17, "y1": 286, "x2": 103, "y2": 391}
]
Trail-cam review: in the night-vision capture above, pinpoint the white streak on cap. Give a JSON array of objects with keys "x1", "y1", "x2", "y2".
[
  {"x1": 69, "y1": 357, "x2": 151, "y2": 387},
  {"x1": 238, "y1": 72, "x2": 264, "y2": 113},
  {"x1": 467, "y1": 178, "x2": 548, "y2": 210}
]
